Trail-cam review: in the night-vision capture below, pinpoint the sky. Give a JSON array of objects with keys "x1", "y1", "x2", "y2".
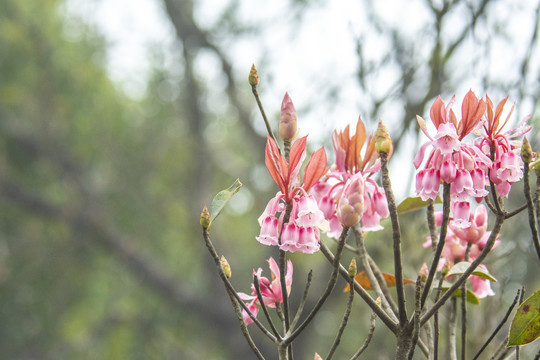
[{"x1": 62, "y1": 0, "x2": 540, "y2": 197}]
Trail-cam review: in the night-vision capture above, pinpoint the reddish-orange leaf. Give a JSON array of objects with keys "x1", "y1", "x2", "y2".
[
  {"x1": 344, "y1": 271, "x2": 416, "y2": 292},
  {"x1": 265, "y1": 136, "x2": 287, "y2": 194},
  {"x1": 302, "y1": 147, "x2": 327, "y2": 192},
  {"x1": 355, "y1": 117, "x2": 367, "y2": 160},
  {"x1": 288, "y1": 136, "x2": 307, "y2": 182}
]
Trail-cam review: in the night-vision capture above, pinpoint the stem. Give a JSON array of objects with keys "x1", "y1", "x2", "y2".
[
  {"x1": 319, "y1": 241, "x2": 399, "y2": 333},
  {"x1": 433, "y1": 270, "x2": 446, "y2": 360},
  {"x1": 368, "y1": 256, "x2": 400, "y2": 315},
  {"x1": 421, "y1": 213, "x2": 505, "y2": 326},
  {"x1": 226, "y1": 287, "x2": 267, "y2": 360},
  {"x1": 326, "y1": 277, "x2": 355, "y2": 360},
  {"x1": 350, "y1": 311, "x2": 377, "y2": 360},
  {"x1": 449, "y1": 298, "x2": 458, "y2": 360},
  {"x1": 421, "y1": 183, "x2": 451, "y2": 309},
  {"x1": 461, "y1": 243, "x2": 472, "y2": 360},
  {"x1": 286, "y1": 227, "x2": 350, "y2": 344},
  {"x1": 251, "y1": 84, "x2": 276, "y2": 142},
  {"x1": 254, "y1": 274, "x2": 281, "y2": 338},
  {"x1": 380, "y1": 151, "x2": 407, "y2": 325},
  {"x1": 289, "y1": 270, "x2": 313, "y2": 330},
  {"x1": 524, "y1": 162, "x2": 540, "y2": 261},
  {"x1": 407, "y1": 277, "x2": 423, "y2": 360},
  {"x1": 202, "y1": 228, "x2": 277, "y2": 340},
  {"x1": 473, "y1": 289, "x2": 521, "y2": 360},
  {"x1": 427, "y1": 199, "x2": 438, "y2": 250},
  {"x1": 354, "y1": 225, "x2": 399, "y2": 322}
]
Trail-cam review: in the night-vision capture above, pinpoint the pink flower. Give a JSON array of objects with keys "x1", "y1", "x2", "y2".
[
  {"x1": 451, "y1": 201, "x2": 471, "y2": 228},
  {"x1": 336, "y1": 172, "x2": 365, "y2": 227},
  {"x1": 471, "y1": 265, "x2": 495, "y2": 298},
  {"x1": 238, "y1": 257, "x2": 293, "y2": 325},
  {"x1": 433, "y1": 122, "x2": 460, "y2": 154},
  {"x1": 296, "y1": 195, "x2": 325, "y2": 228},
  {"x1": 451, "y1": 204, "x2": 487, "y2": 243}
]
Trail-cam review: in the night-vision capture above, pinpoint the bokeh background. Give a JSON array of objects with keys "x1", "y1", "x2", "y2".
[{"x1": 1, "y1": 0, "x2": 539, "y2": 358}]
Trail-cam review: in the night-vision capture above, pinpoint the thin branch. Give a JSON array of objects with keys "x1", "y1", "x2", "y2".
[
  {"x1": 380, "y1": 151, "x2": 407, "y2": 324},
  {"x1": 504, "y1": 203, "x2": 528, "y2": 219},
  {"x1": 289, "y1": 270, "x2": 313, "y2": 330},
  {"x1": 350, "y1": 311, "x2": 377, "y2": 360},
  {"x1": 427, "y1": 199, "x2": 438, "y2": 250},
  {"x1": 254, "y1": 274, "x2": 281, "y2": 338},
  {"x1": 226, "y1": 287, "x2": 267, "y2": 360},
  {"x1": 473, "y1": 289, "x2": 521, "y2": 360},
  {"x1": 319, "y1": 241, "x2": 398, "y2": 333},
  {"x1": 421, "y1": 183, "x2": 451, "y2": 309},
  {"x1": 326, "y1": 277, "x2": 355, "y2": 360},
  {"x1": 524, "y1": 161, "x2": 540, "y2": 261},
  {"x1": 421, "y1": 212, "x2": 505, "y2": 325},
  {"x1": 407, "y1": 276, "x2": 424, "y2": 360},
  {"x1": 354, "y1": 225, "x2": 398, "y2": 323},
  {"x1": 286, "y1": 227, "x2": 350, "y2": 344},
  {"x1": 449, "y1": 298, "x2": 458, "y2": 360},
  {"x1": 251, "y1": 83, "x2": 276, "y2": 143}
]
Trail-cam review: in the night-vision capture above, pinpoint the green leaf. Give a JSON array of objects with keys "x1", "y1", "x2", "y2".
[
  {"x1": 446, "y1": 262, "x2": 497, "y2": 282},
  {"x1": 440, "y1": 281, "x2": 480, "y2": 305},
  {"x1": 397, "y1": 196, "x2": 442, "y2": 214},
  {"x1": 208, "y1": 179, "x2": 243, "y2": 228},
  {"x1": 507, "y1": 289, "x2": 540, "y2": 347}
]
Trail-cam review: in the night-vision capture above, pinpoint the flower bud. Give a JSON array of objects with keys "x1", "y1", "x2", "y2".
[
  {"x1": 375, "y1": 296, "x2": 382, "y2": 307},
  {"x1": 521, "y1": 136, "x2": 533, "y2": 163},
  {"x1": 248, "y1": 64, "x2": 259, "y2": 86},
  {"x1": 220, "y1": 255, "x2": 231, "y2": 278},
  {"x1": 314, "y1": 353, "x2": 323, "y2": 360},
  {"x1": 374, "y1": 119, "x2": 393, "y2": 156},
  {"x1": 200, "y1": 206, "x2": 210, "y2": 229},
  {"x1": 337, "y1": 173, "x2": 365, "y2": 227},
  {"x1": 419, "y1": 263, "x2": 429, "y2": 282},
  {"x1": 279, "y1": 92, "x2": 298, "y2": 142},
  {"x1": 348, "y1": 258, "x2": 357, "y2": 278},
  {"x1": 533, "y1": 157, "x2": 540, "y2": 177}
]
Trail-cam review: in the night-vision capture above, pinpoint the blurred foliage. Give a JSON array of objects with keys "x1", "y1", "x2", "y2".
[{"x1": 0, "y1": 0, "x2": 539, "y2": 359}]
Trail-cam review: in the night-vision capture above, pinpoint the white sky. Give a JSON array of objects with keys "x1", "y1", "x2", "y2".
[{"x1": 62, "y1": 0, "x2": 539, "y2": 197}]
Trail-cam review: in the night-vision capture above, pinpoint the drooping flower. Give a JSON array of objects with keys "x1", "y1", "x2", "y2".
[
  {"x1": 238, "y1": 257, "x2": 293, "y2": 325},
  {"x1": 257, "y1": 131, "x2": 327, "y2": 253},
  {"x1": 311, "y1": 117, "x2": 390, "y2": 236},
  {"x1": 475, "y1": 95, "x2": 531, "y2": 197}
]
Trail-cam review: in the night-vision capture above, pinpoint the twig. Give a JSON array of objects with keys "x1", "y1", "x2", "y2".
[
  {"x1": 289, "y1": 270, "x2": 313, "y2": 330},
  {"x1": 286, "y1": 227, "x2": 350, "y2": 344},
  {"x1": 326, "y1": 276, "x2": 355, "y2": 360},
  {"x1": 421, "y1": 212, "x2": 505, "y2": 326},
  {"x1": 354, "y1": 225, "x2": 398, "y2": 322},
  {"x1": 226, "y1": 287, "x2": 267, "y2": 360},
  {"x1": 202, "y1": 228, "x2": 277, "y2": 341},
  {"x1": 319, "y1": 241, "x2": 398, "y2": 333},
  {"x1": 461, "y1": 242, "x2": 472, "y2": 360},
  {"x1": 407, "y1": 276, "x2": 424, "y2": 359},
  {"x1": 421, "y1": 183, "x2": 451, "y2": 309},
  {"x1": 427, "y1": 199, "x2": 438, "y2": 250},
  {"x1": 380, "y1": 151, "x2": 407, "y2": 324},
  {"x1": 251, "y1": 83, "x2": 276, "y2": 142},
  {"x1": 368, "y1": 255, "x2": 399, "y2": 315},
  {"x1": 449, "y1": 298, "x2": 458, "y2": 360},
  {"x1": 504, "y1": 203, "x2": 528, "y2": 219},
  {"x1": 433, "y1": 270, "x2": 447, "y2": 360},
  {"x1": 473, "y1": 289, "x2": 521, "y2": 360},
  {"x1": 350, "y1": 311, "x2": 377, "y2": 360},
  {"x1": 524, "y1": 161, "x2": 540, "y2": 261},
  {"x1": 254, "y1": 274, "x2": 281, "y2": 338}
]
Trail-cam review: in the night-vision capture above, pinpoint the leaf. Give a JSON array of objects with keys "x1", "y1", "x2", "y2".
[
  {"x1": 507, "y1": 289, "x2": 540, "y2": 347},
  {"x1": 302, "y1": 147, "x2": 327, "y2": 192},
  {"x1": 439, "y1": 281, "x2": 480, "y2": 305},
  {"x1": 446, "y1": 262, "x2": 497, "y2": 282},
  {"x1": 344, "y1": 271, "x2": 415, "y2": 292},
  {"x1": 265, "y1": 136, "x2": 287, "y2": 194},
  {"x1": 208, "y1": 179, "x2": 242, "y2": 228},
  {"x1": 397, "y1": 196, "x2": 442, "y2": 215}
]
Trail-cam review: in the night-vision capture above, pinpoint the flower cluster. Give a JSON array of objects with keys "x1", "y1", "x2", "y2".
[
  {"x1": 311, "y1": 118, "x2": 390, "y2": 237},
  {"x1": 257, "y1": 95, "x2": 328, "y2": 254},
  {"x1": 414, "y1": 91, "x2": 530, "y2": 227},
  {"x1": 423, "y1": 205, "x2": 499, "y2": 298},
  {"x1": 238, "y1": 257, "x2": 293, "y2": 325}
]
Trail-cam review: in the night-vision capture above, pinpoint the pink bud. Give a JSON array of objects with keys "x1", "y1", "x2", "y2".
[
  {"x1": 279, "y1": 92, "x2": 298, "y2": 142},
  {"x1": 337, "y1": 173, "x2": 365, "y2": 227}
]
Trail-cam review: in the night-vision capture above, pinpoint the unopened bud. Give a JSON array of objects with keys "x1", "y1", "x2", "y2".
[
  {"x1": 532, "y1": 158, "x2": 540, "y2": 177},
  {"x1": 248, "y1": 64, "x2": 259, "y2": 86},
  {"x1": 374, "y1": 119, "x2": 393, "y2": 156},
  {"x1": 279, "y1": 92, "x2": 298, "y2": 142},
  {"x1": 441, "y1": 261, "x2": 451, "y2": 276},
  {"x1": 337, "y1": 173, "x2": 364, "y2": 227},
  {"x1": 220, "y1": 255, "x2": 231, "y2": 278},
  {"x1": 419, "y1": 263, "x2": 429, "y2": 282},
  {"x1": 314, "y1": 353, "x2": 323, "y2": 360},
  {"x1": 200, "y1": 206, "x2": 210, "y2": 229},
  {"x1": 348, "y1": 258, "x2": 357, "y2": 278},
  {"x1": 521, "y1": 136, "x2": 533, "y2": 163},
  {"x1": 375, "y1": 296, "x2": 382, "y2": 307}
]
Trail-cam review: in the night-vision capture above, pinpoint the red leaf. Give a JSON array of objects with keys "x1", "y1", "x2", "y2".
[
  {"x1": 344, "y1": 271, "x2": 416, "y2": 291},
  {"x1": 265, "y1": 136, "x2": 287, "y2": 194},
  {"x1": 302, "y1": 147, "x2": 327, "y2": 192},
  {"x1": 288, "y1": 136, "x2": 307, "y2": 181}
]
